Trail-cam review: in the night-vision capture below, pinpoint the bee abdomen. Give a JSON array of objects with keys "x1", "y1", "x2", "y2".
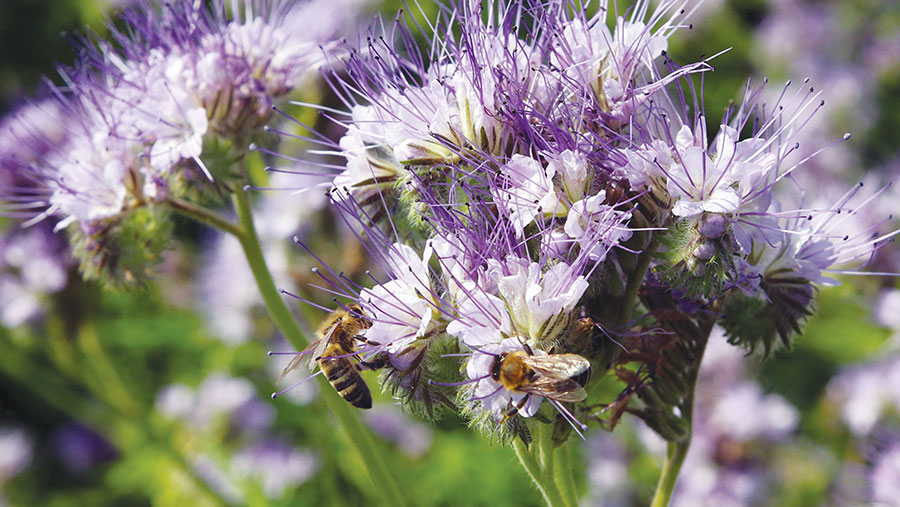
[
  {"x1": 339, "y1": 376, "x2": 373, "y2": 409},
  {"x1": 323, "y1": 359, "x2": 351, "y2": 382},
  {"x1": 323, "y1": 357, "x2": 372, "y2": 409}
]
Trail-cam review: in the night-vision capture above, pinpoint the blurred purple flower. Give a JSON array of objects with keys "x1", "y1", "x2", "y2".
[
  {"x1": 364, "y1": 406, "x2": 433, "y2": 457},
  {"x1": 827, "y1": 355, "x2": 900, "y2": 437},
  {"x1": 156, "y1": 373, "x2": 274, "y2": 433},
  {"x1": 583, "y1": 434, "x2": 631, "y2": 507},
  {"x1": 0, "y1": 427, "x2": 32, "y2": 483},
  {"x1": 871, "y1": 441, "x2": 900, "y2": 506},
  {"x1": 0, "y1": 225, "x2": 68, "y2": 327},
  {"x1": 231, "y1": 439, "x2": 318, "y2": 500},
  {"x1": 51, "y1": 423, "x2": 118, "y2": 474}
]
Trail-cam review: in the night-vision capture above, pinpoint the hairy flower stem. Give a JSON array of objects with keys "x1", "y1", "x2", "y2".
[
  {"x1": 513, "y1": 438, "x2": 566, "y2": 507},
  {"x1": 230, "y1": 187, "x2": 407, "y2": 507},
  {"x1": 553, "y1": 442, "x2": 579, "y2": 506},
  {"x1": 513, "y1": 424, "x2": 570, "y2": 507}
]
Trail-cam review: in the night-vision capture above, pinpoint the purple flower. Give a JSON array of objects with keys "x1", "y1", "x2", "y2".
[
  {"x1": 827, "y1": 355, "x2": 900, "y2": 437},
  {"x1": 0, "y1": 225, "x2": 68, "y2": 327},
  {"x1": 548, "y1": 1, "x2": 705, "y2": 122},
  {"x1": 231, "y1": 439, "x2": 317, "y2": 500},
  {"x1": 6, "y1": 0, "x2": 368, "y2": 239},
  {"x1": 0, "y1": 427, "x2": 32, "y2": 483},
  {"x1": 360, "y1": 242, "x2": 440, "y2": 354},
  {"x1": 364, "y1": 406, "x2": 434, "y2": 457},
  {"x1": 871, "y1": 441, "x2": 900, "y2": 505},
  {"x1": 156, "y1": 373, "x2": 274, "y2": 433},
  {"x1": 583, "y1": 434, "x2": 631, "y2": 506},
  {"x1": 51, "y1": 423, "x2": 118, "y2": 473},
  {"x1": 278, "y1": 0, "x2": 899, "y2": 445}
]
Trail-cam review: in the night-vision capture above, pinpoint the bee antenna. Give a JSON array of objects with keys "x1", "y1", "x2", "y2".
[
  {"x1": 465, "y1": 343, "x2": 500, "y2": 357},
  {"x1": 427, "y1": 375, "x2": 489, "y2": 387},
  {"x1": 550, "y1": 399, "x2": 588, "y2": 439},
  {"x1": 271, "y1": 370, "x2": 322, "y2": 399}
]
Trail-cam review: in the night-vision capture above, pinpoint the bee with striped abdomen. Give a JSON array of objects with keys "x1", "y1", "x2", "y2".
[{"x1": 278, "y1": 303, "x2": 375, "y2": 409}]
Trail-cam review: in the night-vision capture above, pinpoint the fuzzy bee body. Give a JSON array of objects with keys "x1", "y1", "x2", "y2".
[
  {"x1": 491, "y1": 348, "x2": 591, "y2": 419},
  {"x1": 319, "y1": 339, "x2": 372, "y2": 409},
  {"x1": 278, "y1": 303, "x2": 374, "y2": 409}
]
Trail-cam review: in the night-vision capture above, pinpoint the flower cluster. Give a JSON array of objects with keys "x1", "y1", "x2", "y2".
[
  {"x1": 2, "y1": 0, "x2": 368, "y2": 285},
  {"x1": 286, "y1": 0, "x2": 896, "y2": 442}
]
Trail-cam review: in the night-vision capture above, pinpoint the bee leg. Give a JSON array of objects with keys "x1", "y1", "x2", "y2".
[
  {"x1": 359, "y1": 354, "x2": 388, "y2": 371},
  {"x1": 501, "y1": 395, "x2": 530, "y2": 423},
  {"x1": 353, "y1": 334, "x2": 381, "y2": 346}
]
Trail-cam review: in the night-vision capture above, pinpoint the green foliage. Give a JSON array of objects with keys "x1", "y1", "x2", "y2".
[
  {"x1": 408, "y1": 430, "x2": 537, "y2": 506},
  {"x1": 796, "y1": 285, "x2": 892, "y2": 364}
]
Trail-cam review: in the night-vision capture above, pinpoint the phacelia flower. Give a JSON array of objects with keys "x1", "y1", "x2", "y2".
[{"x1": 3, "y1": 0, "x2": 370, "y2": 286}]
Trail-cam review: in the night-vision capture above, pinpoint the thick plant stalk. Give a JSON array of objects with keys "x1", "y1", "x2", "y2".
[
  {"x1": 650, "y1": 440, "x2": 691, "y2": 507},
  {"x1": 513, "y1": 437, "x2": 567, "y2": 507},
  {"x1": 554, "y1": 443, "x2": 579, "y2": 507},
  {"x1": 230, "y1": 187, "x2": 407, "y2": 507}
]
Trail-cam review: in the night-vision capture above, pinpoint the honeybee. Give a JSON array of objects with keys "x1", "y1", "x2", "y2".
[
  {"x1": 492, "y1": 344, "x2": 591, "y2": 419},
  {"x1": 278, "y1": 303, "x2": 375, "y2": 409}
]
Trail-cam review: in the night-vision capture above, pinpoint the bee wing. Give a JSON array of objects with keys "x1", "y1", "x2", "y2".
[
  {"x1": 518, "y1": 377, "x2": 587, "y2": 403},
  {"x1": 522, "y1": 354, "x2": 590, "y2": 380},
  {"x1": 276, "y1": 338, "x2": 325, "y2": 384}
]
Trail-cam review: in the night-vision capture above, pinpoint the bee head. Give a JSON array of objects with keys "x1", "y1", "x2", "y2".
[
  {"x1": 345, "y1": 303, "x2": 373, "y2": 329},
  {"x1": 490, "y1": 352, "x2": 508, "y2": 382}
]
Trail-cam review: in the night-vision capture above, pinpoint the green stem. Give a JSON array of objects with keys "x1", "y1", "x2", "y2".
[
  {"x1": 231, "y1": 188, "x2": 308, "y2": 347},
  {"x1": 513, "y1": 425, "x2": 568, "y2": 507},
  {"x1": 650, "y1": 441, "x2": 690, "y2": 507},
  {"x1": 616, "y1": 241, "x2": 655, "y2": 328},
  {"x1": 554, "y1": 443, "x2": 579, "y2": 507},
  {"x1": 513, "y1": 439, "x2": 562, "y2": 507},
  {"x1": 76, "y1": 322, "x2": 142, "y2": 417},
  {"x1": 231, "y1": 187, "x2": 407, "y2": 507},
  {"x1": 166, "y1": 196, "x2": 243, "y2": 237}
]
